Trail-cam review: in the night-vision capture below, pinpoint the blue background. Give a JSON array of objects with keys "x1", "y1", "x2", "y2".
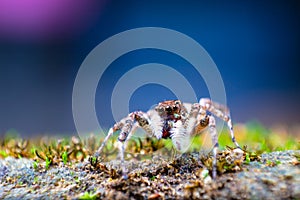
[{"x1": 0, "y1": 1, "x2": 299, "y2": 136}]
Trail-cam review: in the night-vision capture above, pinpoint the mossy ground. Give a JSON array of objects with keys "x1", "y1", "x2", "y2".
[{"x1": 0, "y1": 122, "x2": 299, "y2": 199}]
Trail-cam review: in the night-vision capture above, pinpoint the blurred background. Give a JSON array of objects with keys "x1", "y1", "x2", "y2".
[{"x1": 0, "y1": 0, "x2": 299, "y2": 137}]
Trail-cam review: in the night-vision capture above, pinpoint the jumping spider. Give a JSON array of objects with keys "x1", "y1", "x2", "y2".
[{"x1": 95, "y1": 98, "x2": 241, "y2": 179}]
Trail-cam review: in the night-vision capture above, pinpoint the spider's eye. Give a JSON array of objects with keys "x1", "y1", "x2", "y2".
[
  {"x1": 166, "y1": 106, "x2": 172, "y2": 112},
  {"x1": 175, "y1": 100, "x2": 180, "y2": 105}
]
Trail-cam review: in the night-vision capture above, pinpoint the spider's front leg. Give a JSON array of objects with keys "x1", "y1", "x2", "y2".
[
  {"x1": 94, "y1": 123, "x2": 121, "y2": 157},
  {"x1": 95, "y1": 110, "x2": 159, "y2": 179},
  {"x1": 93, "y1": 113, "x2": 135, "y2": 178}
]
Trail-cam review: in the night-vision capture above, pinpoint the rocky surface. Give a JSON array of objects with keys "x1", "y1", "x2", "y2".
[{"x1": 0, "y1": 150, "x2": 299, "y2": 199}]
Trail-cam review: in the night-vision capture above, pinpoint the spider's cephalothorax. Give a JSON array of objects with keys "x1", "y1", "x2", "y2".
[
  {"x1": 95, "y1": 98, "x2": 241, "y2": 179},
  {"x1": 155, "y1": 100, "x2": 182, "y2": 139},
  {"x1": 155, "y1": 100, "x2": 181, "y2": 119}
]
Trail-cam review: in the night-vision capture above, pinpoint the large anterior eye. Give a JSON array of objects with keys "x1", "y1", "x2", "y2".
[{"x1": 166, "y1": 106, "x2": 172, "y2": 112}]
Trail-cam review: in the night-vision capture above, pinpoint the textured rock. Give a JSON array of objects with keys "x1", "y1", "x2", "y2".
[{"x1": 0, "y1": 150, "x2": 299, "y2": 199}]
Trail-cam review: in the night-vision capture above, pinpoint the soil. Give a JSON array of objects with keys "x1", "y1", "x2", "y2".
[{"x1": 0, "y1": 150, "x2": 299, "y2": 199}]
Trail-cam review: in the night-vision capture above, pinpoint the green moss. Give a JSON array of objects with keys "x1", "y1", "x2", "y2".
[
  {"x1": 33, "y1": 161, "x2": 39, "y2": 170},
  {"x1": 150, "y1": 175, "x2": 157, "y2": 181},
  {"x1": 62, "y1": 151, "x2": 68, "y2": 165},
  {"x1": 79, "y1": 191, "x2": 98, "y2": 200},
  {"x1": 45, "y1": 157, "x2": 52, "y2": 170},
  {"x1": 0, "y1": 150, "x2": 8, "y2": 158},
  {"x1": 33, "y1": 176, "x2": 39, "y2": 183},
  {"x1": 0, "y1": 122, "x2": 298, "y2": 164},
  {"x1": 244, "y1": 153, "x2": 251, "y2": 164}
]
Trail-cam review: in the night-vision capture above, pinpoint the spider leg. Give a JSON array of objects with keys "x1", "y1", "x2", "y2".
[
  {"x1": 175, "y1": 103, "x2": 219, "y2": 179},
  {"x1": 199, "y1": 98, "x2": 241, "y2": 148},
  {"x1": 94, "y1": 122, "x2": 122, "y2": 157},
  {"x1": 207, "y1": 115, "x2": 219, "y2": 179},
  {"x1": 93, "y1": 114, "x2": 135, "y2": 179},
  {"x1": 95, "y1": 110, "x2": 163, "y2": 179},
  {"x1": 118, "y1": 110, "x2": 163, "y2": 178},
  {"x1": 117, "y1": 117, "x2": 136, "y2": 178}
]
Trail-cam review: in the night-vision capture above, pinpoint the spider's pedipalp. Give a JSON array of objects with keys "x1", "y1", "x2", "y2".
[
  {"x1": 170, "y1": 103, "x2": 200, "y2": 152},
  {"x1": 146, "y1": 110, "x2": 164, "y2": 139},
  {"x1": 170, "y1": 120, "x2": 188, "y2": 152}
]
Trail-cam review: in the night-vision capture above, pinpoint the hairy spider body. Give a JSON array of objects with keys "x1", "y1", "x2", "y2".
[{"x1": 95, "y1": 98, "x2": 240, "y2": 179}]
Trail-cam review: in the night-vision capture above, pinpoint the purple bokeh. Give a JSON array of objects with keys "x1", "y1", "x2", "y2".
[{"x1": 0, "y1": 0, "x2": 106, "y2": 41}]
